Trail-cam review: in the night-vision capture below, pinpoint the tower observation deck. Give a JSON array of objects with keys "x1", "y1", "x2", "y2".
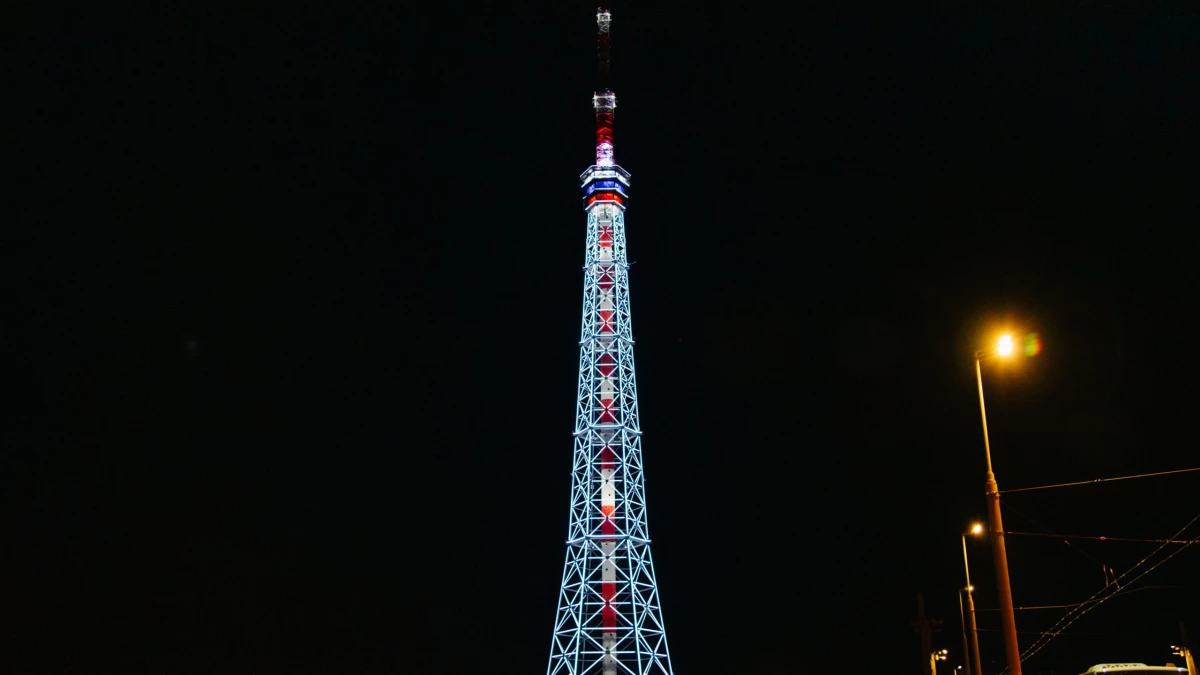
[{"x1": 545, "y1": 5, "x2": 676, "y2": 675}]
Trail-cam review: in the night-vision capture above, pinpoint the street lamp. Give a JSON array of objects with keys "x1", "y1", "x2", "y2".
[
  {"x1": 1172, "y1": 642, "x2": 1198, "y2": 675},
  {"x1": 975, "y1": 334, "x2": 1023, "y2": 675},
  {"x1": 957, "y1": 591, "x2": 971, "y2": 675},
  {"x1": 961, "y1": 525, "x2": 984, "y2": 675},
  {"x1": 930, "y1": 649, "x2": 949, "y2": 675},
  {"x1": 996, "y1": 334, "x2": 1014, "y2": 356}
]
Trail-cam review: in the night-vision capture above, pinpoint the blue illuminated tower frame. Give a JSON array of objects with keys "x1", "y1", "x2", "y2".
[{"x1": 546, "y1": 6, "x2": 675, "y2": 675}]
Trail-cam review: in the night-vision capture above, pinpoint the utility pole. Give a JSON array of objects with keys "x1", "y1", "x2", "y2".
[
  {"x1": 913, "y1": 593, "x2": 944, "y2": 675},
  {"x1": 1180, "y1": 622, "x2": 1197, "y2": 675},
  {"x1": 975, "y1": 347, "x2": 1023, "y2": 675},
  {"x1": 963, "y1": 588, "x2": 983, "y2": 675},
  {"x1": 931, "y1": 649, "x2": 949, "y2": 675},
  {"x1": 962, "y1": 530, "x2": 984, "y2": 675},
  {"x1": 958, "y1": 590, "x2": 972, "y2": 675}
]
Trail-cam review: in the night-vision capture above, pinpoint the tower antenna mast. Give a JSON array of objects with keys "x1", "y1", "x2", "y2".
[
  {"x1": 545, "y1": 5, "x2": 677, "y2": 675},
  {"x1": 593, "y1": 3, "x2": 615, "y2": 167}
]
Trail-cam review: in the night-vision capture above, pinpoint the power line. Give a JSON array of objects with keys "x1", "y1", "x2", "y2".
[
  {"x1": 1102, "y1": 584, "x2": 1200, "y2": 598},
  {"x1": 1002, "y1": 511, "x2": 1200, "y2": 673},
  {"x1": 1005, "y1": 530, "x2": 1200, "y2": 545},
  {"x1": 1001, "y1": 499, "x2": 1113, "y2": 573},
  {"x1": 1018, "y1": 545, "x2": 1199, "y2": 661},
  {"x1": 976, "y1": 628, "x2": 1164, "y2": 637},
  {"x1": 1000, "y1": 466, "x2": 1200, "y2": 494},
  {"x1": 976, "y1": 603, "x2": 1084, "y2": 611},
  {"x1": 977, "y1": 587, "x2": 1200, "y2": 612}
]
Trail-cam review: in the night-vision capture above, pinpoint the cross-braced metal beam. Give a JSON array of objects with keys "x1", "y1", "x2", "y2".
[
  {"x1": 547, "y1": 8, "x2": 674, "y2": 672},
  {"x1": 547, "y1": 189, "x2": 675, "y2": 675}
]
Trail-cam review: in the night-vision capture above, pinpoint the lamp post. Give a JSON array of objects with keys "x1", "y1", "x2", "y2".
[
  {"x1": 1172, "y1": 645, "x2": 1196, "y2": 675},
  {"x1": 957, "y1": 591, "x2": 971, "y2": 675},
  {"x1": 975, "y1": 335, "x2": 1022, "y2": 675},
  {"x1": 931, "y1": 649, "x2": 949, "y2": 675},
  {"x1": 1174, "y1": 621, "x2": 1197, "y2": 675},
  {"x1": 962, "y1": 524, "x2": 984, "y2": 675}
]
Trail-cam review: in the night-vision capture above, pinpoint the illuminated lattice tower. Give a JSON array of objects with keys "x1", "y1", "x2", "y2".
[{"x1": 545, "y1": 5, "x2": 676, "y2": 675}]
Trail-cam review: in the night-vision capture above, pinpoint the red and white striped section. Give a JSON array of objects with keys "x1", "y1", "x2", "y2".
[{"x1": 595, "y1": 206, "x2": 618, "y2": 675}]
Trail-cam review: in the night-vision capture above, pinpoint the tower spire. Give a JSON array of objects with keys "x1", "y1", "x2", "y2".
[
  {"x1": 546, "y1": 5, "x2": 676, "y2": 675},
  {"x1": 593, "y1": 5, "x2": 616, "y2": 167},
  {"x1": 596, "y1": 4, "x2": 611, "y2": 88}
]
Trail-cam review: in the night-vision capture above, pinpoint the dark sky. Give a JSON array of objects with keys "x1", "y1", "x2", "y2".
[{"x1": 6, "y1": 1, "x2": 1200, "y2": 674}]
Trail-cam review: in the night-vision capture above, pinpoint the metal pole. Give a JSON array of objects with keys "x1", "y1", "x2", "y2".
[
  {"x1": 1182, "y1": 622, "x2": 1198, "y2": 675},
  {"x1": 976, "y1": 356, "x2": 1022, "y2": 675},
  {"x1": 963, "y1": 535, "x2": 984, "y2": 675},
  {"x1": 958, "y1": 590, "x2": 972, "y2": 675},
  {"x1": 931, "y1": 652, "x2": 939, "y2": 675},
  {"x1": 966, "y1": 587, "x2": 983, "y2": 675}
]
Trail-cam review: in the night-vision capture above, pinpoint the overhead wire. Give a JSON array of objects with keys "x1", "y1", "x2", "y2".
[
  {"x1": 977, "y1": 586, "x2": 1200, "y2": 612},
  {"x1": 1100, "y1": 584, "x2": 1200, "y2": 599},
  {"x1": 1017, "y1": 511, "x2": 1199, "y2": 653},
  {"x1": 1001, "y1": 499, "x2": 1113, "y2": 574},
  {"x1": 1016, "y1": 534, "x2": 1199, "y2": 665},
  {"x1": 976, "y1": 628, "x2": 1167, "y2": 637},
  {"x1": 976, "y1": 603, "x2": 1084, "y2": 611},
  {"x1": 1000, "y1": 466, "x2": 1200, "y2": 494},
  {"x1": 999, "y1": 511, "x2": 1200, "y2": 673},
  {"x1": 1005, "y1": 530, "x2": 1199, "y2": 545}
]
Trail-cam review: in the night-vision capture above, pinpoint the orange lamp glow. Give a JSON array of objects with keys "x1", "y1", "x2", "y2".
[{"x1": 997, "y1": 334, "x2": 1014, "y2": 356}]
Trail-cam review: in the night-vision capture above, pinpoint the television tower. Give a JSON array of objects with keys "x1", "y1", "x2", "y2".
[{"x1": 545, "y1": 5, "x2": 676, "y2": 675}]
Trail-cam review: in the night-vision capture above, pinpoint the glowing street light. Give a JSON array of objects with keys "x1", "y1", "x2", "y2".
[
  {"x1": 997, "y1": 334, "x2": 1014, "y2": 356},
  {"x1": 959, "y1": 525, "x2": 985, "y2": 675},
  {"x1": 973, "y1": 332, "x2": 1038, "y2": 675},
  {"x1": 1173, "y1": 633, "x2": 1198, "y2": 675},
  {"x1": 930, "y1": 649, "x2": 950, "y2": 675}
]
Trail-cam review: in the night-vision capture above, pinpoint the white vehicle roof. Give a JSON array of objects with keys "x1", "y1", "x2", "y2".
[{"x1": 1079, "y1": 664, "x2": 1187, "y2": 675}]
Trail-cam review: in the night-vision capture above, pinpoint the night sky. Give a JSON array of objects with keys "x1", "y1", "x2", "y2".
[{"x1": 6, "y1": 2, "x2": 1200, "y2": 674}]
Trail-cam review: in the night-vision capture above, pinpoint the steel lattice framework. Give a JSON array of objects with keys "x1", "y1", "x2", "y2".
[{"x1": 546, "y1": 5, "x2": 675, "y2": 675}]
